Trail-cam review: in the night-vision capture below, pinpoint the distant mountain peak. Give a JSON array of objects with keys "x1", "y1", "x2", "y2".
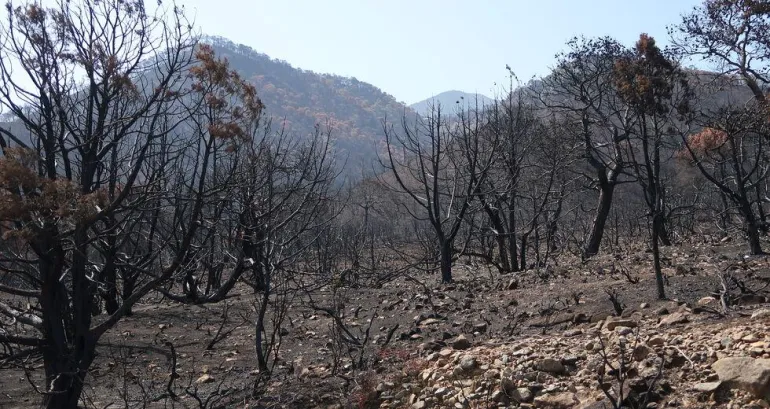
[{"x1": 409, "y1": 90, "x2": 494, "y2": 116}]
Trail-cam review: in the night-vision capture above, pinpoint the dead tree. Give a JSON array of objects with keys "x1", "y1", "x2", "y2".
[
  {"x1": 539, "y1": 36, "x2": 636, "y2": 258},
  {"x1": 679, "y1": 106, "x2": 769, "y2": 254},
  {"x1": 380, "y1": 103, "x2": 497, "y2": 283},
  {"x1": 471, "y1": 75, "x2": 539, "y2": 272},
  {"x1": 671, "y1": 0, "x2": 769, "y2": 106},
  {"x1": 614, "y1": 34, "x2": 694, "y2": 299}
]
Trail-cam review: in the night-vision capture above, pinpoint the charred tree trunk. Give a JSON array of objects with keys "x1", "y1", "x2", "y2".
[
  {"x1": 519, "y1": 233, "x2": 529, "y2": 272},
  {"x1": 40, "y1": 228, "x2": 99, "y2": 409},
  {"x1": 508, "y1": 203, "x2": 519, "y2": 271},
  {"x1": 654, "y1": 213, "x2": 672, "y2": 247},
  {"x1": 584, "y1": 179, "x2": 615, "y2": 258},
  {"x1": 495, "y1": 234, "x2": 510, "y2": 273},
  {"x1": 254, "y1": 267, "x2": 271, "y2": 371},
  {"x1": 439, "y1": 240, "x2": 453, "y2": 283},
  {"x1": 101, "y1": 226, "x2": 119, "y2": 315},
  {"x1": 756, "y1": 184, "x2": 768, "y2": 233},
  {"x1": 122, "y1": 271, "x2": 136, "y2": 317},
  {"x1": 652, "y1": 211, "x2": 666, "y2": 300},
  {"x1": 481, "y1": 203, "x2": 511, "y2": 273},
  {"x1": 546, "y1": 194, "x2": 563, "y2": 252},
  {"x1": 739, "y1": 199, "x2": 765, "y2": 255}
]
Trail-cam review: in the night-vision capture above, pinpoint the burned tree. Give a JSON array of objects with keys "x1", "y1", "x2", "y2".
[
  {"x1": 0, "y1": 1, "x2": 225, "y2": 407},
  {"x1": 539, "y1": 36, "x2": 635, "y2": 258},
  {"x1": 470, "y1": 80, "x2": 576, "y2": 272},
  {"x1": 614, "y1": 34, "x2": 694, "y2": 299},
  {"x1": 380, "y1": 104, "x2": 497, "y2": 283},
  {"x1": 671, "y1": 0, "x2": 770, "y2": 105},
  {"x1": 680, "y1": 107, "x2": 769, "y2": 254}
]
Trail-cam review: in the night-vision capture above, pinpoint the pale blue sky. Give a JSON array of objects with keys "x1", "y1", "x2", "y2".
[{"x1": 191, "y1": 1, "x2": 701, "y2": 104}]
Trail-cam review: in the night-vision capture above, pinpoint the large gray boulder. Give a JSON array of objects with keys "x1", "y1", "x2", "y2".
[{"x1": 712, "y1": 357, "x2": 770, "y2": 397}]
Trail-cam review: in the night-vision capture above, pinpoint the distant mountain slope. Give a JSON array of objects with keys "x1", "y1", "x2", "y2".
[
  {"x1": 409, "y1": 90, "x2": 494, "y2": 116},
  {"x1": 204, "y1": 36, "x2": 413, "y2": 178}
]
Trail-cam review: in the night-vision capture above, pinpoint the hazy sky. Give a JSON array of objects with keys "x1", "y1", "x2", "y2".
[
  {"x1": 183, "y1": 1, "x2": 704, "y2": 104},
  {"x1": 181, "y1": 0, "x2": 707, "y2": 104}
]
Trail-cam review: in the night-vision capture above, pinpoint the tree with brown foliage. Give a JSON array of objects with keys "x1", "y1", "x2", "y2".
[
  {"x1": 672, "y1": 0, "x2": 770, "y2": 254},
  {"x1": 679, "y1": 106, "x2": 769, "y2": 254},
  {"x1": 0, "y1": 1, "x2": 205, "y2": 407}
]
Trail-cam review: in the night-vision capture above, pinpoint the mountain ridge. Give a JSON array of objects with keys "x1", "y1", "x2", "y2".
[{"x1": 203, "y1": 35, "x2": 415, "y2": 179}]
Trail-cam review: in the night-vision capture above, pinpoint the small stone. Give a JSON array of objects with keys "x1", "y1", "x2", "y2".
[
  {"x1": 377, "y1": 382, "x2": 395, "y2": 392},
  {"x1": 604, "y1": 317, "x2": 638, "y2": 331},
  {"x1": 633, "y1": 345, "x2": 651, "y2": 361},
  {"x1": 654, "y1": 307, "x2": 669, "y2": 316},
  {"x1": 459, "y1": 355, "x2": 477, "y2": 371},
  {"x1": 195, "y1": 374, "x2": 214, "y2": 384},
  {"x1": 692, "y1": 381, "x2": 722, "y2": 393},
  {"x1": 698, "y1": 296, "x2": 717, "y2": 306},
  {"x1": 615, "y1": 326, "x2": 633, "y2": 336},
  {"x1": 452, "y1": 335, "x2": 472, "y2": 350},
  {"x1": 647, "y1": 337, "x2": 665, "y2": 347},
  {"x1": 744, "y1": 334, "x2": 761, "y2": 343},
  {"x1": 533, "y1": 392, "x2": 579, "y2": 408},
  {"x1": 537, "y1": 358, "x2": 566, "y2": 374},
  {"x1": 564, "y1": 329, "x2": 583, "y2": 337},
  {"x1": 753, "y1": 309, "x2": 770, "y2": 320},
  {"x1": 513, "y1": 347, "x2": 533, "y2": 356},
  {"x1": 578, "y1": 400, "x2": 614, "y2": 409},
  {"x1": 420, "y1": 318, "x2": 442, "y2": 326},
  {"x1": 511, "y1": 387, "x2": 533, "y2": 403},
  {"x1": 658, "y1": 311, "x2": 689, "y2": 327},
  {"x1": 562, "y1": 355, "x2": 580, "y2": 365},
  {"x1": 473, "y1": 322, "x2": 488, "y2": 333},
  {"x1": 491, "y1": 389, "x2": 508, "y2": 403}
]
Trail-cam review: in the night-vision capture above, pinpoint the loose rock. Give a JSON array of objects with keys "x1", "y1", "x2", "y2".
[
  {"x1": 536, "y1": 358, "x2": 566, "y2": 374},
  {"x1": 452, "y1": 334, "x2": 472, "y2": 350},
  {"x1": 533, "y1": 392, "x2": 579, "y2": 408},
  {"x1": 713, "y1": 357, "x2": 770, "y2": 397},
  {"x1": 658, "y1": 311, "x2": 689, "y2": 327},
  {"x1": 604, "y1": 317, "x2": 638, "y2": 331},
  {"x1": 195, "y1": 374, "x2": 214, "y2": 384}
]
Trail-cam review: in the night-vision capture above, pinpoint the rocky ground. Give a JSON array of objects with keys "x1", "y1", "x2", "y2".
[
  {"x1": 370, "y1": 302, "x2": 770, "y2": 409},
  {"x1": 4, "y1": 239, "x2": 770, "y2": 408}
]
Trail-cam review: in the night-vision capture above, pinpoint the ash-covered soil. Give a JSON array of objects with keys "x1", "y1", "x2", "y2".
[{"x1": 3, "y1": 240, "x2": 770, "y2": 408}]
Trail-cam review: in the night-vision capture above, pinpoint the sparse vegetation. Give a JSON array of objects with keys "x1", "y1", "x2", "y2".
[{"x1": 0, "y1": 0, "x2": 769, "y2": 408}]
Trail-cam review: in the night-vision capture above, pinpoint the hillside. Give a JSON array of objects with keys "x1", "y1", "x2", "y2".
[
  {"x1": 204, "y1": 36, "x2": 413, "y2": 179},
  {"x1": 409, "y1": 90, "x2": 495, "y2": 116},
  {"x1": 5, "y1": 240, "x2": 770, "y2": 409}
]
